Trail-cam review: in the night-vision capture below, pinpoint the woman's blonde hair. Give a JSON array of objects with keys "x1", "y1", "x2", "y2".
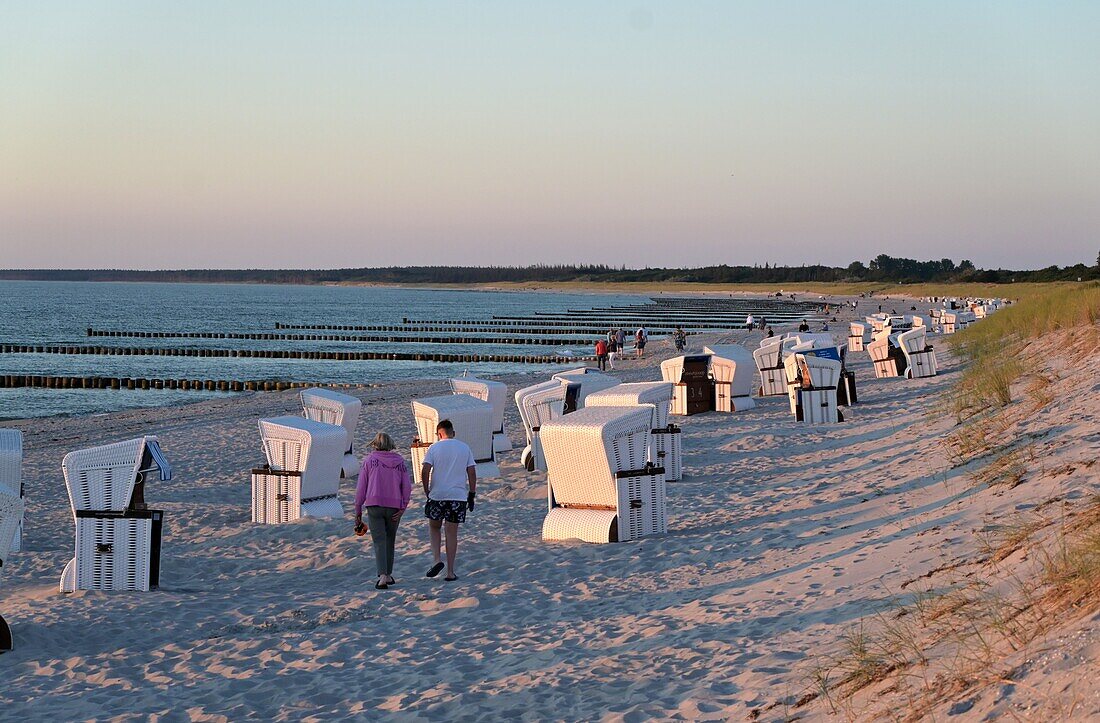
[{"x1": 371, "y1": 432, "x2": 396, "y2": 451}]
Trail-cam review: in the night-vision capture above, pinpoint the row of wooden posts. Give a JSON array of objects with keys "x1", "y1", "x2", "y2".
[
  {"x1": 2, "y1": 344, "x2": 593, "y2": 365},
  {"x1": 0, "y1": 375, "x2": 320, "y2": 392},
  {"x1": 83, "y1": 330, "x2": 599, "y2": 346}
]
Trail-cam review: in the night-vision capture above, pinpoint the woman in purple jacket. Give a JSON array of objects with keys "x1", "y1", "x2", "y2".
[{"x1": 354, "y1": 433, "x2": 412, "y2": 589}]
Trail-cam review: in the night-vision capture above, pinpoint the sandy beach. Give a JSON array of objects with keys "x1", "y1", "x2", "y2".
[{"x1": 2, "y1": 297, "x2": 1098, "y2": 721}]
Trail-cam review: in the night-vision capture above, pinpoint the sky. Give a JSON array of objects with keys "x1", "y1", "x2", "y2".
[{"x1": 1, "y1": 1, "x2": 1098, "y2": 271}]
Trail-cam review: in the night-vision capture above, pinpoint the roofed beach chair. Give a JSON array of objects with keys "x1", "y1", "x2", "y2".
[
  {"x1": 541, "y1": 406, "x2": 666, "y2": 544},
  {"x1": 704, "y1": 344, "x2": 758, "y2": 413},
  {"x1": 868, "y1": 331, "x2": 906, "y2": 378},
  {"x1": 0, "y1": 430, "x2": 23, "y2": 553},
  {"x1": 300, "y1": 387, "x2": 362, "y2": 478},
  {"x1": 411, "y1": 394, "x2": 501, "y2": 484},
  {"x1": 586, "y1": 382, "x2": 682, "y2": 482},
  {"x1": 0, "y1": 489, "x2": 24, "y2": 651},
  {"x1": 940, "y1": 311, "x2": 961, "y2": 334},
  {"x1": 252, "y1": 417, "x2": 345, "y2": 524},
  {"x1": 898, "y1": 327, "x2": 937, "y2": 378},
  {"x1": 797, "y1": 351, "x2": 843, "y2": 424},
  {"x1": 848, "y1": 322, "x2": 870, "y2": 352},
  {"x1": 451, "y1": 375, "x2": 512, "y2": 453},
  {"x1": 661, "y1": 354, "x2": 716, "y2": 414},
  {"x1": 515, "y1": 380, "x2": 572, "y2": 473},
  {"x1": 60, "y1": 436, "x2": 171, "y2": 592},
  {"x1": 552, "y1": 368, "x2": 621, "y2": 409},
  {"x1": 753, "y1": 339, "x2": 789, "y2": 397}
]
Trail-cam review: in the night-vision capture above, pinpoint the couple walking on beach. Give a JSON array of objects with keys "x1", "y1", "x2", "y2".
[{"x1": 353, "y1": 421, "x2": 476, "y2": 589}]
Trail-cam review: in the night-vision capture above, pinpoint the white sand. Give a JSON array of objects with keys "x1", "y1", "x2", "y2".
[{"x1": 1, "y1": 302, "x2": 1097, "y2": 721}]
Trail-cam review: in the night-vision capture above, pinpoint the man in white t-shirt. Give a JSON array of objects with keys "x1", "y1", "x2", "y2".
[
  {"x1": 420, "y1": 419, "x2": 477, "y2": 582},
  {"x1": 745, "y1": 313, "x2": 755, "y2": 330}
]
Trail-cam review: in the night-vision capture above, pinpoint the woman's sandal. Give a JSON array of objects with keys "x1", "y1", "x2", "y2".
[
  {"x1": 444, "y1": 575, "x2": 458, "y2": 582},
  {"x1": 375, "y1": 579, "x2": 389, "y2": 590},
  {"x1": 426, "y1": 562, "x2": 445, "y2": 578}
]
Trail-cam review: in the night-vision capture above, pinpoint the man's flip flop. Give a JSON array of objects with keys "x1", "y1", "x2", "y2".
[
  {"x1": 444, "y1": 576, "x2": 458, "y2": 582},
  {"x1": 426, "y1": 562, "x2": 445, "y2": 578}
]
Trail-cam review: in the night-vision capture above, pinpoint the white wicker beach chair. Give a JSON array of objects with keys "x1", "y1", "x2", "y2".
[
  {"x1": 253, "y1": 417, "x2": 346, "y2": 524},
  {"x1": 753, "y1": 341, "x2": 787, "y2": 397},
  {"x1": 540, "y1": 406, "x2": 666, "y2": 544},
  {"x1": 797, "y1": 352, "x2": 843, "y2": 424},
  {"x1": 660, "y1": 355, "x2": 716, "y2": 415},
  {"x1": 898, "y1": 327, "x2": 937, "y2": 378},
  {"x1": 411, "y1": 394, "x2": 500, "y2": 482},
  {"x1": 0, "y1": 489, "x2": 23, "y2": 651},
  {"x1": 868, "y1": 332, "x2": 903, "y2": 378},
  {"x1": 515, "y1": 380, "x2": 571, "y2": 473},
  {"x1": 848, "y1": 322, "x2": 870, "y2": 352},
  {"x1": 60, "y1": 436, "x2": 171, "y2": 592},
  {"x1": 0, "y1": 430, "x2": 23, "y2": 553},
  {"x1": 704, "y1": 344, "x2": 758, "y2": 413},
  {"x1": 552, "y1": 369, "x2": 621, "y2": 408},
  {"x1": 300, "y1": 387, "x2": 362, "y2": 478},
  {"x1": 586, "y1": 382, "x2": 682, "y2": 481},
  {"x1": 451, "y1": 375, "x2": 512, "y2": 453},
  {"x1": 940, "y1": 310, "x2": 960, "y2": 334}
]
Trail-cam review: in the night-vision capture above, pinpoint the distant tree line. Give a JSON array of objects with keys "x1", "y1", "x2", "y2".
[{"x1": 1, "y1": 254, "x2": 1098, "y2": 285}]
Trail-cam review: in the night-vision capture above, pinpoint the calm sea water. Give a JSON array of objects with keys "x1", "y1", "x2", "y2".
[{"x1": 0, "y1": 281, "x2": 647, "y2": 419}]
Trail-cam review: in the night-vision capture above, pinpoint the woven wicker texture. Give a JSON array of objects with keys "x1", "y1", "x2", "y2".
[
  {"x1": 759, "y1": 368, "x2": 787, "y2": 396},
  {"x1": 0, "y1": 492, "x2": 23, "y2": 570},
  {"x1": 551, "y1": 370, "x2": 621, "y2": 406},
  {"x1": 62, "y1": 437, "x2": 149, "y2": 513},
  {"x1": 251, "y1": 472, "x2": 299, "y2": 523},
  {"x1": 908, "y1": 349, "x2": 939, "y2": 378},
  {"x1": 703, "y1": 344, "x2": 757, "y2": 411},
  {"x1": 411, "y1": 394, "x2": 494, "y2": 463},
  {"x1": 450, "y1": 376, "x2": 507, "y2": 431},
  {"x1": 300, "y1": 388, "x2": 362, "y2": 454},
  {"x1": 542, "y1": 508, "x2": 617, "y2": 543},
  {"x1": 0, "y1": 430, "x2": 22, "y2": 552},
  {"x1": 515, "y1": 381, "x2": 567, "y2": 443},
  {"x1": 798, "y1": 354, "x2": 842, "y2": 389},
  {"x1": 651, "y1": 429, "x2": 682, "y2": 481},
  {"x1": 540, "y1": 406, "x2": 651, "y2": 507},
  {"x1": 258, "y1": 417, "x2": 345, "y2": 501},
  {"x1": 74, "y1": 517, "x2": 152, "y2": 591},
  {"x1": 585, "y1": 382, "x2": 674, "y2": 429},
  {"x1": 799, "y1": 389, "x2": 840, "y2": 425}
]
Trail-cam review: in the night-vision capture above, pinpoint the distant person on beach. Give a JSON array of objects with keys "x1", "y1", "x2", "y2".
[
  {"x1": 615, "y1": 327, "x2": 626, "y2": 351},
  {"x1": 420, "y1": 420, "x2": 476, "y2": 583},
  {"x1": 745, "y1": 313, "x2": 755, "y2": 330},
  {"x1": 595, "y1": 338, "x2": 608, "y2": 371},
  {"x1": 766, "y1": 326, "x2": 774, "y2": 338},
  {"x1": 635, "y1": 326, "x2": 648, "y2": 358},
  {"x1": 673, "y1": 326, "x2": 686, "y2": 352},
  {"x1": 798, "y1": 321, "x2": 810, "y2": 333},
  {"x1": 606, "y1": 329, "x2": 618, "y2": 369},
  {"x1": 354, "y1": 433, "x2": 411, "y2": 590}
]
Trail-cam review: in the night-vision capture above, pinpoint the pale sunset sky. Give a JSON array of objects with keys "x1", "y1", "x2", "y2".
[{"x1": 1, "y1": 2, "x2": 1098, "y2": 270}]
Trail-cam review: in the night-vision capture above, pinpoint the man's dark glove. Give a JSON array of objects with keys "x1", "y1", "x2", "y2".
[{"x1": 467, "y1": 491, "x2": 476, "y2": 511}]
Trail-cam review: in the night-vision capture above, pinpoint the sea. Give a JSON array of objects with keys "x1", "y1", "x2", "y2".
[{"x1": 0, "y1": 281, "x2": 648, "y2": 420}]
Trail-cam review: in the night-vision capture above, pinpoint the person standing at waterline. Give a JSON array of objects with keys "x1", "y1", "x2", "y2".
[
  {"x1": 354, "y1": 433, "x2": 412, "y2": 590},
  {"x1": 420, "y1": 419, "x2": 476, "y2": 582}
]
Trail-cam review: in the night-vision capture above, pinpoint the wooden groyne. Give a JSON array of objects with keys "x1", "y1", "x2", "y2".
[
  {"x1": 2, "y1": 344, "x2": 593, "y2": 365},
  {"x1": 0, "y1": 374, "x2": 314, "y2": 392},
  {"x1": 84, "y1": 329, "x2": 599, "y2": 346}
]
